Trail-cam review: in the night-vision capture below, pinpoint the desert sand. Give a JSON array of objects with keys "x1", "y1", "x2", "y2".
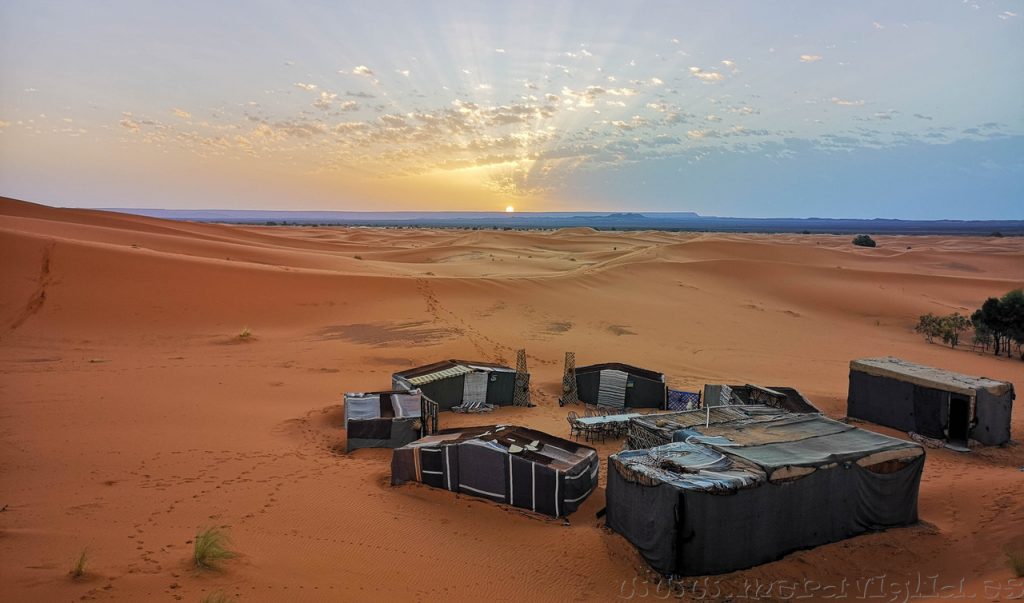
[{"x1": 1, "y1": 196, "x2": 1022, "y2": 602}]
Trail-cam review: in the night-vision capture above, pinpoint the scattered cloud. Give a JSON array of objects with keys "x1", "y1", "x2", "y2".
[
  {"x1": 799, "y1": 54, "x2": 823, "y2": 63},
  {"x1": 172, "y1": 108, "x2": 191, "y2": 119},
  {"x1": 351, "y1": 65, "x2": 374, "y2": 76},
  {"x1": 998, "y1": 11, "x2": 1017, "y2": 20},
  {"x1": 494, "y1": 48, "x2": 506, "y2": 53},
  {"x1": 294, "y1": 82, "x2": 318, "y2": 91},
  {"x1": 831, "y1": 97, "x2": 865, "y2": 106},
  {"x1": 690, "y1": 67, "x2": 724, "y2": 82}
]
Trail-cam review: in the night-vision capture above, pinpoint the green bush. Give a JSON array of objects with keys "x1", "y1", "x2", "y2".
[{"x1": 852, "y1": 234, "x2": 876, "y2": 248}]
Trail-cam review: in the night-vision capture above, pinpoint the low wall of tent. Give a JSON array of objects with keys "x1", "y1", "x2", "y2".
[
  {"x1": 575, "y1": 362, "x2": 666, "y2": 410},
  {"x1": 847, "y1": 357, "x2": 1014, "y2": 446},
  {"x1": 607, "y1": 408, "x2": 924, "y2": 576},
  {"x1": 344, "y1": 390, "x2": 423, "y2": 452},
  {"x1": 392, "y1": 360, "x2": 520, "y2": 411},
  {"x1": 391, "y1": 425, "x2": 599, "y2": 518}
]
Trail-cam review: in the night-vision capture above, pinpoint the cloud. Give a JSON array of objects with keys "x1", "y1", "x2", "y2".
[
  {"x1": 831, "y1": 97, "x2": 865, "y2": 106},
  {"x1": 998, "y1": 11, "x2": 1017, "y2": 20},
  {"x1": 339, "y1": 100, "x2": 359, "y2": 112},
  {"x1": 346, "y1": 91, "x2": 375, "y2": 98},
  {"x1": 119, "y1": 112, "x2": 141, "y2": 132},
  {"x1": 172, "y1": 108, "x2": 191, "y2": 120},
  {"x1": 351, "y1": 65, "x2": 374, "y2": 76},
  {"x1": 872, "y1": 21, "x2": 885, "y2": 29},
  {"x1": 494, "y1": 48, "x2": 506, "y2": 53},
  {"x1": 294, "y1": 82, "x2": 318, "y2": 91},
  {"x1": 799, "y1": 54, "x2": 823, "y2": 63},
  {"x1": 690, "y1": 67, "x2": 724, "y2": 82},
  {"x1": 312, "y1": 91, "x2": 337, "y2": 111},
  {"x1": 397, "y1": 69, "x2": 411, "y2": 77}
]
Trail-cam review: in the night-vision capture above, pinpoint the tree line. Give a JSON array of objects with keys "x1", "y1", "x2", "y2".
[{"x1": 915, "y1": 289, "x2": 1024, "y2": 360}]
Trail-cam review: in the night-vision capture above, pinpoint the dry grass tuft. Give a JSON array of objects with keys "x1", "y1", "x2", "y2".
[
  {"x1": 69, "y1": 548, "x2": 88, "y2": 579},
  {"x1": 193, "y1": 527, "x2": 236, "y2": 570}
]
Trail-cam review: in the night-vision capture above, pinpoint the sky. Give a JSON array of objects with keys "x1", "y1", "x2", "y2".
[{"x1": 0, "y1": 1, "x2": 1022, "y2": 218}]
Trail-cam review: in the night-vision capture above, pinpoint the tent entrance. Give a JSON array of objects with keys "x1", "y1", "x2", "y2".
[
  {"x1": 947, "y1": 395, "x2": 970, "y2": 445},
  {"x1": 462, "y1": 372, "x2": 488, "y2": 409}
]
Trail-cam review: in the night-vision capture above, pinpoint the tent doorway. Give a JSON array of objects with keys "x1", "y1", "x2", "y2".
[{"x1": 947, "y1": 395, "x2": 970, "y2": 445}]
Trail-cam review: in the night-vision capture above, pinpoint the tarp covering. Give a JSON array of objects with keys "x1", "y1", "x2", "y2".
[
  {"x1": 391, "y1": 425, "x2": 599, "y2": 518},
  {"x1": 608, "y1": 407, "x2": 924, "y2": 576}
]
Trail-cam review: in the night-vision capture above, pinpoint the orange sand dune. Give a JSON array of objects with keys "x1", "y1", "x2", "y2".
[{"x1": 1, "y1": 197, "x2": 1022, "y2": 602}]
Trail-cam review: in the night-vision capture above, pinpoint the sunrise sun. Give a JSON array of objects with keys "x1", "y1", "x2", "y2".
[{"x1": 505, "y1": 205, "x2": 514, "y2": 213}]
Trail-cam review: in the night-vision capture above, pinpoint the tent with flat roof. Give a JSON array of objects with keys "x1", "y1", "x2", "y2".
[
  {"x1": 607, "y1": 406, "x2": 924, "y2": 575},
  {"x1": 847, "y1": 357, "x2": 1014, "y2": 447},
  {"x1": 391, "y1": 425, "x2": 599, "y2": 517}
]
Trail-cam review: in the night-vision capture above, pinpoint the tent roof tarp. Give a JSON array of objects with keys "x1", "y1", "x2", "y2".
[
  {"x1": 616, "y1": 407, "x2": 923, "y2": 488},
  {"x1": 850, "y1": 357, "x2": 1012, "y2": 397},
  {"x1": 395, "y1": 359, "x2": 516, "y2": 386}
]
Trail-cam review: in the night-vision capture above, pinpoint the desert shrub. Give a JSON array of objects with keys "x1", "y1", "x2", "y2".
[
  {"x1": 915, "y1": 313, "x2": 971, "y2": 348},
  {"x1": 852, "y1": 234, "x2": 876, "y2": 248},
  {"x1": 69, "y1": 549, "x2": 88, "y2": 579},
  {"x1": 238, "y1": 327, "x2": 252, "y2": 340},
  {"x1": 202, "y1": 592, "x2": 236, "y2": 603},
  {"x1": 193, "y1": 527, "x2": 236, "y2": 570},
  {"x1": 354, "y1": 255, "x2": 363, "y2": 260}
]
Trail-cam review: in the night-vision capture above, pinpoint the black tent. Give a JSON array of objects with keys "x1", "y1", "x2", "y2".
[
  {"x1": 608, "y1": 406, "x2": 924, "y2": 576},
  {"x1": 343, "y1": 390, "x2": 423, "y2": 452},
  {"x1": 392, "y1": 359, "x2": 521, "y2": 411},
  {"x1": 575, "y1": 362, "x2": 666, "y2": 410},
  {"x1": 391, "y1": 425, "x2": 599, "y2": 517},
  {"x1": 848, "y1": 357, "x2": 1014, "y2": 447}
]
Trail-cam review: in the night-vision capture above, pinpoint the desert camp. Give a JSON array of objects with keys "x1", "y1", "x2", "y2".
[
  {"x1": 607, "y1": 406, "x2": 925, "y2": 576},
  {"x1": 848, "y1": 357, "x2": 1015, "y2": 448}
]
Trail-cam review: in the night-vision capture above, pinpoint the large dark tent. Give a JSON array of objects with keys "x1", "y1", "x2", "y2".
[
  {"x1": 848, "y1": 357, "x2": 1014, "y2": 447},
  {"x1": 607, "y1": 406, "x2": 924, "y2": 576},
  {"x1": 343, "y1": 390, "x2": 423, "y2": 452},
  {"x1": 391, "y1": 425, "x2": 599, "y2": 517},
  {"x1": 575, "y1": 362, "x2": 667, "y2": 410},
  {"x1": 392, "y1": 359, "x2": 521, "y2": 411}
]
